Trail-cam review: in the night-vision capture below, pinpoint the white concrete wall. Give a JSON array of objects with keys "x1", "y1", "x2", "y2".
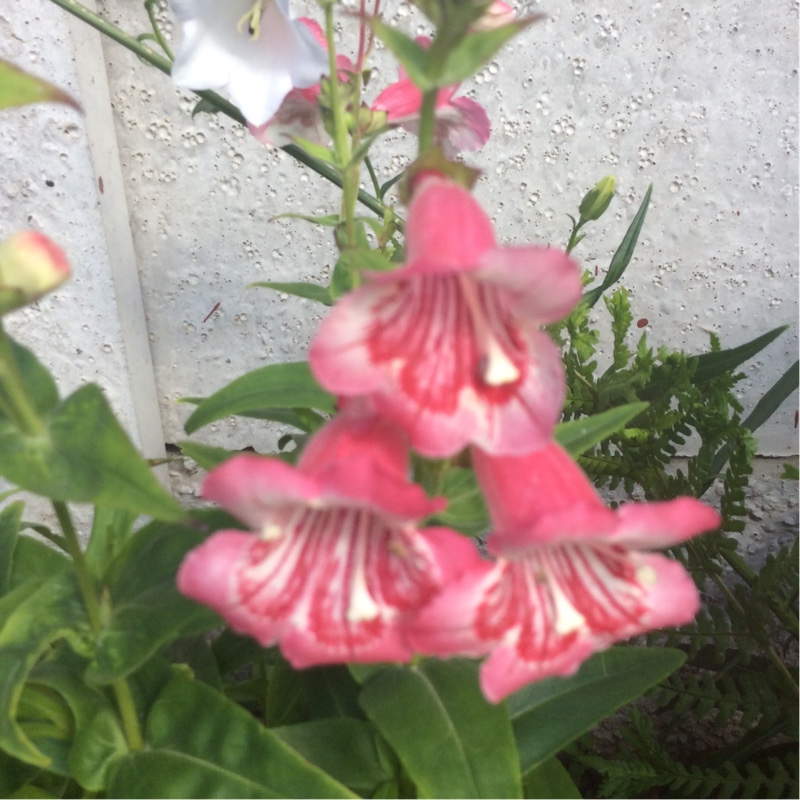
[{"x1": 1, "y1": 0, "x2": 798, "y2": 471}]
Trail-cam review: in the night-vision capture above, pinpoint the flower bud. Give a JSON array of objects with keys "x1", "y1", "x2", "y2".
[
  {"x1": 469, "y1": 1, "x2": 516, "y2": 32},
  {"x1": 0, "y1": 231, "x2": 70, "y2": 315},
  {"x1": 578, "y1": 175, "x2": 616, "y2": 222}
]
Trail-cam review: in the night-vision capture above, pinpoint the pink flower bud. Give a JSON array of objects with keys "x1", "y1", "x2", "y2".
[
  {"x1": 0, "y1": 231, "x2": 70, "y2": 314},
  {"x1": 469, "y1": 1, "x2": 516, "y2": 32}
]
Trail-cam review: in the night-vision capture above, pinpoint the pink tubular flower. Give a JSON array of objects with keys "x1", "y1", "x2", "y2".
[
  {"x1": 177, "y1": 407, "x2": 481, "y2": 667},
  {"x1": 309, "y1": 175, "x2": 582, "y2": 458},
  {"x1": 408, "y1": 443, "x2": 721, "y2": 702},
  {"x1": 371, "y1": 38, "x2": 490, "y2": 155}
]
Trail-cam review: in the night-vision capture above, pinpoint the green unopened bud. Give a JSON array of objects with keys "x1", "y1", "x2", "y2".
[
  {"x1": 578, "y1": 175, "x2": 616, "y2": 222},
  {"x1": 0, "y1": 231, "x2": 70, "y2": 315}
]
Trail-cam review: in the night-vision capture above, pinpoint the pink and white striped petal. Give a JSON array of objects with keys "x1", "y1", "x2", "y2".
[
  {"x1": 178, "y1": 511, "x2": 481, "y2": 667},
  {"x1": 310, "y1": 178, "x2": 581, "y2": 457},
  {"x1": 311, "y1": 274, "x2": 567, "y2": 456},
  {"x1": 409, "y1": 540, "x2": 702, "y2": 702}
]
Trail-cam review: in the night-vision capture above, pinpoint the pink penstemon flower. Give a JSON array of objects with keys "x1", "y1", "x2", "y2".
[
  {"x1": 309, "y1": 174, "x2": 583, "y2": 457},
  {"x1": 407, "y1": 442, "x2": 721, "y2": 702},
  {"x1": 177, "y1": 404, "x2": 482, "y2": 667},
  {"x1": 371, "y1": 37, "x2": 491, "y2": 156}
]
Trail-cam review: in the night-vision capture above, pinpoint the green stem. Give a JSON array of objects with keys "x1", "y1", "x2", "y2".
[
  {"x1": 323, "y1": 2, "x2": 358, "y2": 247},
  {"x1": 566, "y1": 219, "x2": 585, "y2": 254},
  {"x1": 46, "y1": 0, "x2": 393, "y2": 222},
  {"x1": 53, "y1": 501, "x2": 145, "y2": 750},
  {"x1": 416, "y1": 89, "x2": 438, "y2": 155},
  {"x1": 365, "y1": 156, "x2": 382, "y2": 199},
  {"x1": 0, "y1": 321, "x2": 45, "y2": 436},
  {"x1": 53, "y1": 501, "x2": 102, "y2": 632},
  {"x1": 112, "y1": 679, "x2": 144, "y2": 751},
  {"x1": 144, "y1": 0, "x2": 174, "y2": 60}
]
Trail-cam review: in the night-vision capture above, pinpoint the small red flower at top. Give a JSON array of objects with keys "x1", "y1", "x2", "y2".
[
  {"x1": 408, "y1": 443, "x2": 721, "y2": 702},
  {"x1": 177, "y1": 406, "x2": 480, "y2": 667},
  {"x1": 372, "y1": 38, "x2": 490, "y2": 156},
  {"x1": 310, "y1": 175, "x2": 582, "y2": 457}
]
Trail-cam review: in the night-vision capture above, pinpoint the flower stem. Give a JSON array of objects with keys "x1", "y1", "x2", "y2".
[
  {"x1": 46, "y1": 0, "x2": 395, "y2": 224},
  {"x1": 324, "y1": 2, "x2": 358, "y2": 247},
  {"x1": 53, "y1": 501, "x2": 145, "y2": 750},
  {"x1": 417, "y1": 90, "x2": 438, "y2": 155}
]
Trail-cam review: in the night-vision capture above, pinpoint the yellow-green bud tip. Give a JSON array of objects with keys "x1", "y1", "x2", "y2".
[{"x1": 578, "y1": 175, "x2": 616, "y2": 222}]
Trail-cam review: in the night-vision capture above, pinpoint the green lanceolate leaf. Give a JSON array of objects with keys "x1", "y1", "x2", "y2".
[
  {"x1": 430, "y1": 467, "x2": 489, "y2": 536},
  {"x1": 2, "y1": 338, "x2": 59, "y2": 418},
  {"x1": 0, "y1": 572, "x2": 90, "y2": 767},
  {"x1": 7, "y1": 536, "x2": 69, "y2": 593},
  {"x1": 437, "y1": 18, "x2": 541, "y2": 87},
  {"x1": 84, "y1": 507, "x2": 137, "y2": 583},
  {"x1": 0, "y1": 59, "x2": 80, "y2": 111},
  {"x1": 522, "y1": 756, "x2": 582, "y2": 799},
  {"x1": 556, "y1": 402, "x2": 649, "y2": 457},
  {"x1": 177, "y1": 440, "x2": 240, "y2": 471},
  {"x1": 183, "y1": 361, "x2": 335, "y2": 434},
  {"x1": 509, "y1": 646, "x2": 686, "y2": 774},
  {"x1": 359, "y1": 660, "x2": 522, "y2": 799},
  {"x1": 28, "y1": 658, "x2": 127, "y2": 791},
  {"x1": 742, "y1": 358, "x2": 798, "y2": 433},
  {"x1": 248, "y1": 281, "x2": 333, "y2": 305},
  {"x1": 87, "y1": 521, "x2": 220, "y2": 684},
  {"x1": 372, "y1": 22, "x2": 432, "y2": 90},
  {"x1": 707, "y1": 359, "x2": 800, "y2": 481},
  {"x1": 0, "y1": 384, "x2": 183, "y2": 521},
  {"x1": 108, "y1": 675, "x2": 357, "y2": 798},
  {"x1": 274, "y1": 719, "x2": 395, "y2": 796},
  {"x1": 692, "y1": 325, "x2": 788, "y2": 384},
  {"x1": 582, "y1": 184, "x2": 652, "y2": 308}
]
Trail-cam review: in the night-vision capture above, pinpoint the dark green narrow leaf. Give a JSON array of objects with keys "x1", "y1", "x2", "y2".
[
  {"x1": 582, "y1": 184, "x2": 652, "y2": 308},
  {"x1": 108, "y1": 676, "x2": 356, "y2": 798},
  {"x1": 509, "y1": 646, "x2": 685, "y2": 774},
  {"x1": 359, "y1": 660, "x2": 522, "y2": 798},
  {"x1": 0, "y1": 502, "x2": 23, "y2": 597},
  {"x1": 183, "y1": 362, "x2": 335, "y2": 434},
  {"x1": 742, "y1": 359, "x2": 798, "y2": 433},
  {"x1": 556, "y1": 402, "x2": 648, "y2": 456},
  {"x1": 248, "y1": 281, "x2": 332, "y2": 305},
  {"x1": 707, "y1": 359, "x2": 799, "y2": 480},
  {"x1": 692, "y1": 325, "x2": 788, "y2": 384}
]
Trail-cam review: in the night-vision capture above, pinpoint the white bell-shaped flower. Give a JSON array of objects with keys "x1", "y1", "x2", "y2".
[{"x1": 169, "y1": 0, "x2": 328, "y2": 126}]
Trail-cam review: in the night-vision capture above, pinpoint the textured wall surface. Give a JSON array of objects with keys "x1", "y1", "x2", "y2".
[{"x1": 2, "y1": 0, "x2": 798, "y2": 473}]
